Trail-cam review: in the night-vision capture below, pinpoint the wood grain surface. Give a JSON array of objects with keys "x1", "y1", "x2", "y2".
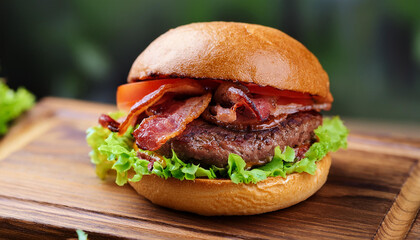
[{"x1": 0, "y1": 97, "x2": 419, "y2": 239}]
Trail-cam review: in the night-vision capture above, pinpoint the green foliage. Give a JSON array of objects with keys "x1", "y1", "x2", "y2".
[
  {"x1": 152, "y1": 150, "x2": 216, "y2": 181},
  {"x1": 0, "y1": 81, "x2": 35, "y2": 135},
  {"x1": 76, "y1": 229, "x2": 88, "y2": 240},
  {"x1": 86, "y1": 125, "x2": 114, "y2": 179},
  {"x1": 305, "y1": 117, "x2": 349, "y2": 161},
  {"x1": 228, "y1": 154, "x2": 267, "y2": 184}
]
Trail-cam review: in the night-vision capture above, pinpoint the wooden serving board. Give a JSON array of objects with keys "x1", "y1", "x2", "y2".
[{"x1": 0, "y1": 97, "x2": 419, "y2": 239}]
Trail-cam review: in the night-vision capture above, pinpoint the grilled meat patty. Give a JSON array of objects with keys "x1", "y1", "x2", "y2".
[{"x1": 157, "y1": 111, "x2": 322, "y2": 168}]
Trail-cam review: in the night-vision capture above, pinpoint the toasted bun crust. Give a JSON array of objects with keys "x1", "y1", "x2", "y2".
[
  {"x1": 128, "y1": 154, "x2": 331, "y2": 216},
  {"x1": 128, "y1": 22, "x2": 331, "y2": 100}
]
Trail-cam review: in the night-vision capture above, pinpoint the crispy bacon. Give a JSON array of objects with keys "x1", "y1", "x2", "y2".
[
  {"x1": 204, "y1": 100, "x2": 330, "y2": 129},
  {"x1": 98, "y1": 114, "x2": 120, "y2": 132},
  {"x1": 210, "y1": 83, "x2": 329, "y2": 126},
  {"x1": 214, "y1": 83, "x2": 265, "y2": 121},
  {"x1": 206, "y1": 98, "x2": 273, "y2": 125},
  {"x1": 211, "y1": 104, "x2": 237, "y2": 123},
  {"x1": 202, "y1": 108, "x2": 288, "y2": 131},
  {"x1": 272, "y1": 102, "x2": 331, "y2": 116},
  {"x1": 118, "y1": 79, "x2": 205, "y2": 134},
  {"x1": 134, "y1": 93, "x2": 212, "y2": 151},
  {"x1": 250, "y1": 97, "x2": 273, "y2": 120},
  {"x1": 204, "y1": 83, "x2": 331, "y2": 130}
]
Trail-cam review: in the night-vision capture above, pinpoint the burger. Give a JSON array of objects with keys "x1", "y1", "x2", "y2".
[{"x1": 86, "y1": 22, "x2": 348, "y2": 215}]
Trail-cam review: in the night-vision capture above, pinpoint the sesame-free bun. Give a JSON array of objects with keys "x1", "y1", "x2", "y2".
[
  {"x1": 128, "y1": 154, "x2": 331, "y2": 216},
  {"x1": 128, "y1": 22, "x2": 331, "y2": 100}
]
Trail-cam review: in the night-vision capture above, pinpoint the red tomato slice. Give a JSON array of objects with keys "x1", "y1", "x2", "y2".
[
  {"x1": 197, "y1": 80, "x2": 311, "y2": 98},
  {"x1": 245, "y1": 83, "x2": 312, "y2": 99},
  {"x1": 117, "y1": 79, "x2": 176, "y2": 111}
]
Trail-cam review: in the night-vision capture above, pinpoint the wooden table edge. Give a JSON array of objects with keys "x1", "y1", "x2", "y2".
[{"x1": 374, "y1": 160, "x2": 420, "y2": 239}]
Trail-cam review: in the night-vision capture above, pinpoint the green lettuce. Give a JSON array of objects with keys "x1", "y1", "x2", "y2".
[
  {"x1": 0, "y1": 81, "x2": 35, "y2": 135},
  {"x1": 86, "y1": 115, "x2": 348, "y2": 185},
  {"x1": 86, "y1": 119, "x2": 216, "y2": 186},
  {"x1": 76, "y1": 230, "x2": 88, "y2": 240}
]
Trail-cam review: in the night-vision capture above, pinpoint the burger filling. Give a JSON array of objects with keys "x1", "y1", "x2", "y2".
[
  {"x1": 157, "y1": 111, "x2": 321, "y2": 168},
  {"x1": 87, "y1": 79, "x2": 348, "y2": 185}
]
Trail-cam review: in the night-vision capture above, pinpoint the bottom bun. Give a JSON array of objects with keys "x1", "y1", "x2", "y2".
[{"x1": 128, "y1": 154, "x2": 331, "y2": 216}]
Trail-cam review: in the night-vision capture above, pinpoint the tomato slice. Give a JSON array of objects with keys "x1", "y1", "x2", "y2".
[
  {"x1": 117, "y1": 79, "x2": 177, "y2": 111},
  {"x1": 245, "y1": 83, "x2": 312, "y2": 99}
]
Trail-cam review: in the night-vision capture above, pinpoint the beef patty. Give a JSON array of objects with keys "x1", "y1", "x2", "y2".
[{"x1": 157, "y1": 111, "x2": 322, "y2": 168}]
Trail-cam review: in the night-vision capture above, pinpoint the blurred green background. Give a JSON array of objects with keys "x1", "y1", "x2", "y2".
[{"x1": 1, "y1": 0, "x2": 419, "y2": 122}]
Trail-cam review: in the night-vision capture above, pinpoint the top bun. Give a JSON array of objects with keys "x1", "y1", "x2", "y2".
[{"x1": 128, "y1": 22, "x2": 331, "y2": 99}]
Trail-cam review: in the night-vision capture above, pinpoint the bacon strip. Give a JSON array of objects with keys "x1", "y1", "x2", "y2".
[
  {"x1": 134, "y1": 93, "x2": 212, "y2": 151},
  {"x1": 205, "y1": 85, "x2": 331, "y2": 130},
  {"x1": 214, "y1": 83, "x2": 264, "y2": 121},
  {"x1": 272, "y1": 102, "x2": 331, "y2": 116},
  {"x1": 118, "y1": 79, "x2": 205, "y2": 134},
  {"x1": 202, "y1": 108, "x2": 288, "y2": 131},
  {"x1": 98, "y1": 114, "x2": 120, "y2": 132}
]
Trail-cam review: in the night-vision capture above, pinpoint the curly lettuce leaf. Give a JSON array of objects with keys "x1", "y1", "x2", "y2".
[
  {"x1": 98, "y1": 126, "x2": 149, "y2": 186},
  {"x1": 86, "y1": 116, "x2": 348, "y2": 185},
  {"x1": 0, "y1": 81, "x2": 35, "y2": 135},
  {"x1": 227, "y1": 154, "x2": 267, "y2": 184},
  {"x1": 152, "y1": 150, "x2": 216, "y2": 181},
  {"x1": 305, "y1": 116, "x2": 349, "y2": 160},
  {"x1": 86, "y1": 125, "x2": 114, "y2": 179}
]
